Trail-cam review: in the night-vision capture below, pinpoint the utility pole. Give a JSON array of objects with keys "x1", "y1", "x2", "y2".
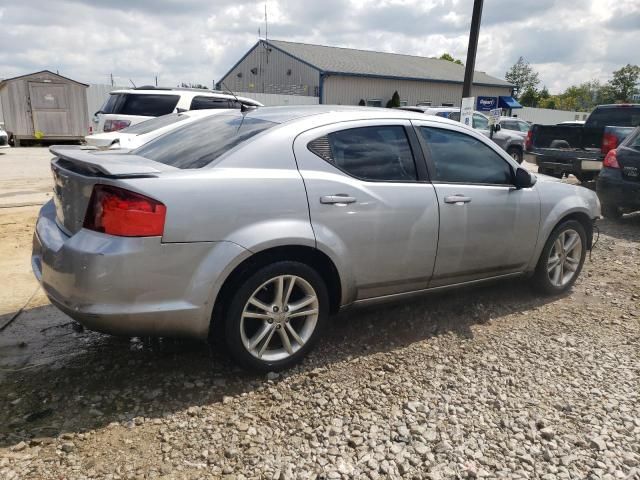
[{"x1": 461, "y1": 0, "x2": 484, "y2": 99}]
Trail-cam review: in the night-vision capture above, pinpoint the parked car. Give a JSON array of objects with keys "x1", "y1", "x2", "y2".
[
  {"x1": 498, "y1": 116, "x2": 531, "y2": 137},
  {"x1": 596, "y1": 126, "x2": 640, "y2": 219},
  {"x1": 33, "y1": 106, "x2": 600, "y2": 371},
  {"x1": 85, "y1": 109, "x2": 229, "y2": 149},
  {"x1": 525, "y1": 104, "x2": 640, "y2": 182},
  {"x1": 93, "y1": 87, "x2": 263, "y2": 133},
  {"x1": 0, "y1": 125, "x2": 9, "y2": 149},
  {"x1": 399, "y1": 106, "x2": 525, "y2": 163}
]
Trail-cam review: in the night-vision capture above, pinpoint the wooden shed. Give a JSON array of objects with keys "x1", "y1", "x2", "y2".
[{"x1": 0, "y1": 70, "x2": 89, "y2": 146}]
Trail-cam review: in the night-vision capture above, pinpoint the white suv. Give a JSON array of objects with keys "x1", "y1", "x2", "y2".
[{"x1": 92, "y1": 87, "x2": 263, "y2": 133}]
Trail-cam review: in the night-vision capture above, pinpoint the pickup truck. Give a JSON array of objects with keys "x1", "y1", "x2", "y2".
[{"x1": 525, "y1": 104, "x2": 640, "y2": 182}]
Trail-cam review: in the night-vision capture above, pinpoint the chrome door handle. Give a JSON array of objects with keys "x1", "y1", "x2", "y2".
[
  {"x1": 444, "y1": 195, "x2": 472, "y2": 204},
  {"x1": 320, "y1": 195, "x2": 357, "y2": 205}
]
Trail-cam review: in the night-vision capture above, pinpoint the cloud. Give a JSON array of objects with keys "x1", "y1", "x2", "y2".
[{"x1": 1, "y1": 0, "x2": 638, "y2": 94}]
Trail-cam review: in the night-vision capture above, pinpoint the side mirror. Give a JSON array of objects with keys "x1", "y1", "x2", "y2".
[
  {"x1": 514, "y1": 167, "x2": 536, "y2": 189},
  {"x1": 176, "y1": 108, "x2": 188, "y2": 113}
]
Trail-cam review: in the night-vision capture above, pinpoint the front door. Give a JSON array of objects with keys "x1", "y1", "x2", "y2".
[
  {"x1": 293, "y1": 120, "x2": 440, "y2": 302},
  {"x1": 414, "y1": 122, "x2": 540, "y2": 286},
  {"x1": 28, "y1": 82, "x2": 72, "y2": 136}
]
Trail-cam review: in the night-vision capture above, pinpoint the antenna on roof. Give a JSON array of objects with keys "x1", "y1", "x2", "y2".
[
  {"x1": 129, "y1": 78, "x2": 136, "y2": 88},
  {"x1": 264, "y1": 2, "x2": 270, "y2": 64}
]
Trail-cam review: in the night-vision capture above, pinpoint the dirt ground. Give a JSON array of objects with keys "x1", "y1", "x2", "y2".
[{"x1": 0, "y1": 150, "x2": 638, "y2": 479}]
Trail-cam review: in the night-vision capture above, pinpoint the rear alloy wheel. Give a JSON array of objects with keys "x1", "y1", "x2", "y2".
[
  {"x1": 224, "y1": 261, "x2": 328, "y2": 371},
  {"x1": 507, "y1": 146, "x2": 523, "y2": 164},
  {"x1": 601, "y1": 203, "x2": 623, "y2": 220},
  {"x1": 532, "y1": 220, "x2": 586, "y2": 294}
]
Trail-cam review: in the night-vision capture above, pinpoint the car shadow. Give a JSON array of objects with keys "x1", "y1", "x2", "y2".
[{"x1": 0, "y1": 276, "x2": 566, "y2": 448}]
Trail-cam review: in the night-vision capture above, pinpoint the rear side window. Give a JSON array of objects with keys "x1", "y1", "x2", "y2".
[
  {"x1": 134, "y1": 114, "x2": 276, "y2": 169},
  {"x1": 419, "y1": 127, "x2": 513, "y2": 185},
  {"x1": 190, "y1": 96, "x2": 233, "y2": 110},
  {"x1": 501, "y1": 120, "x2": 518, "y2": 131},
  {"x1": 102, "y1": 94, "x2": 180, "y2": 117},
  {"x1": 308, "y1": 126, "x2": 417, "y2": 182},
  {"x1": 120, "y1": 113, "x2": 187, "y2": 135},
  {"x1": 587, "y1": 107, "x2": 640, "y2": 128}
]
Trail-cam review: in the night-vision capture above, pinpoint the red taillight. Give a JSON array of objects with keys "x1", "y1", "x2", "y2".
[
  {"x1": 103, "y1": 119, "x2": 131, "y2": 132},
  {"x1": 601, "y1": 132, "x2": 618, "y2": 155},
  {"x1": 84, "y1": 185, "x2": 166, "y2": 237},
  {"x1": 525, "y1": 130, "x2": 533, "y2": 151},
  {"x1": 603, "y1": 149, "x2": 620, "y2": 169}
]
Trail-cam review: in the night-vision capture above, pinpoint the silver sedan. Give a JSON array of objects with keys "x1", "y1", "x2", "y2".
[{"x1": 32, "y1": 106, "x2": 600, "y2": 371}]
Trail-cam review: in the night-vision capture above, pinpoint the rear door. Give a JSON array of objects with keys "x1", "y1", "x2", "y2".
[
  {"x1": 28, "y1": 82, "x2": 72, "y2": 136},
  {"x1": 293, "y1": 120, "x2": 439, "y2": 301},
  {"x1": 413, "y1": 122, "x2": 540, "y2": 286}
]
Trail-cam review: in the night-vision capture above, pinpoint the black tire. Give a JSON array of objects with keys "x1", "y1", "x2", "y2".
[
  {"x1": 507, "y1": 146, "x2": 523, "y2": 164},
  {"x1": 575, "y1": 172, "x2": 597, "y2": 183},
  {"x1": 224, "y1": 261, "x2": 329, "y2": 372},
  {"x1": 531, "y1": 220, "x2": 587, "y2": 295},
  {"x1": 601, "y1": 203, "x2": 622, "y2": 220}
]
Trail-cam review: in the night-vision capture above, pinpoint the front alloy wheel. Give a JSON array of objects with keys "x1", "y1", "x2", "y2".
[
  {"x1": 224, "y1": 261, "x2": 329, "y2": 371},
  {"x1": 546, "y1": 229, "x2": 582, "y2": 287},
  {"x1": 532, "y1": 220, "x2": 587, "y2": 294}
]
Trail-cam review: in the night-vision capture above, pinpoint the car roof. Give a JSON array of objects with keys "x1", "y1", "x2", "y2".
[{"x1": 227, "y1": 105, "x2": 470, "y2": 130}]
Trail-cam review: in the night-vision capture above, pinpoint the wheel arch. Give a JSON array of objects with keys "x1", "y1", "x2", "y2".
[
  {"x1": 210, "y1": 245, "x2": 343, "y2": 339},
  {"x1": 553, "y1": 211, "x2": 594, "y2": 249}
]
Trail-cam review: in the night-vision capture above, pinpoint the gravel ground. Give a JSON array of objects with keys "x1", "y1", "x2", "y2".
[{"x1": 1, "y1": 201, "x2": 639, "y2": 479}]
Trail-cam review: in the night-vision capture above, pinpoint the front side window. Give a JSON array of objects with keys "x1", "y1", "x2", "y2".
[
  {"x1": 473, "y1": 113, "x2": 489, "y2": 130},
  {"x1": 134, "y1": 114, "x2": 277, "y2": 169},
  {"x1": 418, "y1": 127, "x2": 513, "y2": 185},
  {"x1": 500, "y1": 120, "x2": 517, "y2": 131},
  {"x1": 308, "y1": 126, "x2": 417, "y2": 182}
]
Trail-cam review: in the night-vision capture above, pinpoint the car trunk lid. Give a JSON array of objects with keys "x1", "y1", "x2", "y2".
[
  {"x1": 49, "y1": 146, "x2": 173, "y2": 235},
  {"x1": 617, "y1": 145, "x2": 640, "y2": 181}
]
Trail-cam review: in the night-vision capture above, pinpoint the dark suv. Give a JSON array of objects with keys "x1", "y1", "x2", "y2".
[{"x1": 596, "y1": 126, "x2": 640, "y2": 219}]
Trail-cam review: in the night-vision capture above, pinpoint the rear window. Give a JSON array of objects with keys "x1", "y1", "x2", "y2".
[
  {"x1": 100, "y1": 93, "x2": 180, "y2": 117},
  {"x1": 587, "y1": 107, "x2": 640, "y2": 128},
  {"x1": 120, "y1": 113, "x2": 187, "y2": 135},
  {"x1": 133, "y1": 114, "x2": 277, "y2": 169}
]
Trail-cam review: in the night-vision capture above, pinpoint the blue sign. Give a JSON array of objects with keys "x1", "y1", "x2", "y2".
[{"x1": 477, "y1": 96, "x2": 497, "y2": 111}]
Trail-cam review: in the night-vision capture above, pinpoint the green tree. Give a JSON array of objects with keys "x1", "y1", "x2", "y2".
[
  {"x1": 358, "y1": 99, "x2": 366, "y2": 106},
  {"x1": 439, "y1": 53, "x2": 463, "y2": 65},
  {"x1": 519, "y1": 87, "x2": 539, "y2": 107},
  {"x1": 505, "y1": 57, "x2": 540, "y2": 99},
  {"x1": 386, "y1": 91, "x2": 401, "y2": 108},
  {"x1": 539, "y1": 86, "x2": 550, "y2": 99},
  {"x1": 608, "y1": 64, "x2": 640, "y2": 102}
]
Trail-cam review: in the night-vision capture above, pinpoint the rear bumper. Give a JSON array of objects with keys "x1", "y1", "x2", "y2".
[
  {"x1": 596, "y1": 169, "x2": 640, "y2": 210},
  {"x1": 527, "y1": 152, "x2": 602, "y2": 174},
  {"x1": 32, "y1": 200, "x2": 249, "y2": 339}
]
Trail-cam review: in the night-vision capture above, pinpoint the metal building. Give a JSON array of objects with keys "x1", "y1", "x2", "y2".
[
  {"x1": 218, "y1": 40, "x2": 513, "y2": 107},
  {"x1": 0, "y1": 70, "x2": 89, "y2": 146}
]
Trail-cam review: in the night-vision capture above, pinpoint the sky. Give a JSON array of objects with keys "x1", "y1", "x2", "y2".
[{"x1": 1, "y1": 0, "x2": 638, "y2": 94}]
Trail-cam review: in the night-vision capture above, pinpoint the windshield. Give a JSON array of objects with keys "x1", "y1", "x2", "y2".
[
  {"x1": 119, "y1": 113, "x2": 188, "y2": 135},
  {"x1": 100, "y1": 93, "x2": 180, "y2": 117},
  {"x1": 133, "y1": 114, "x2": 277, "y2": 169}
]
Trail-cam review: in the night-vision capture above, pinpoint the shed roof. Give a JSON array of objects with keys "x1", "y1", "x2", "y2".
[
  {"x1": 264, "y1": 40, "x2": 511, "y2": 88},
  {"x1": 0, "y1": 70, "x2": 89, "y2": 88}
]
